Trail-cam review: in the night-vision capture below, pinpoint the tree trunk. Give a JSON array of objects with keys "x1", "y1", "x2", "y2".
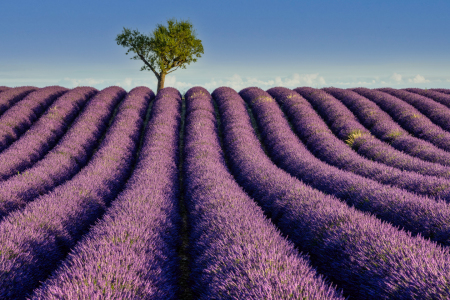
[{"x1": 157, "y1": 72, "x2": 166, "y2": 93}]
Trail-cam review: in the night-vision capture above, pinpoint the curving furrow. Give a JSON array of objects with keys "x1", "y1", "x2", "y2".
[
  {"x1": 353, "y1": 88, "x2": 450, "y2": 153},
  {"x1": 406, "y1": 88, "x2": 450, "y2": 109},
  {"x1": 183, "y1": 86, "x2": 343, "y2": 299},
  {"x1": 0, "y1": 87, "x2": 125, "y2": 221},
  {"x1": 258, "y1": 87, "x2": 450, "y2": 246},
  {"x1": 0, "y1": 86, "x2": 68, "y2": 152},
  {"x1": 30, "y1": 88, "x2": 180, "y2": 299},
  {"x1": 0, "y1": 86, "x2": 152, "y2": 299},
  {"x1": 273, "y1": 87, "x2": 450, "y2": 199},
  {"x1": 213, "y1": 86, "x2": 450, "y2": 299},
  {"x1": 323, "y1": 87, "x2": 450, "y2": 175},
  {"x1": 325, "y1": 87, "x2": 450, "y2": 166},
  {"x1": 0, "y1": 87, "x2": 98, "y2": 181},
  {"x1": 379, "y1": 88, "x2": 450, "y2": 133},
  {"x1": 431, "y1": 88, "x2": 450, "y2": 95},
  {"x1": 0, "y1": 86, "x2": 38, "y2": 117}
]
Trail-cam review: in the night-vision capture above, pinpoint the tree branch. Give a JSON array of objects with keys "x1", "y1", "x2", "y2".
[
  {"x1": 137, "y1": 53, "x2": 160, "y2": 78},
  {"x1": 166, "y1": 67, "x2": 181, "y2": 74}
]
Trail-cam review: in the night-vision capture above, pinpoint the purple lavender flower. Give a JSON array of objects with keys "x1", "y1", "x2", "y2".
[
  {"x1": 0, "y1": 86, "x2": 152, "y2": 299},
  {"x1": 0, "y1": 86, "x2": 37, "y2": 117},
  {"x1": 379, "y1": 88, "x2": 450, "y2": 133},
  {"x1": 325, "y1": 86, "x2": 450, "y2": 166},
  {"x1": 274, "y1": 86, "x2": 450, "y2": 199},
  {"x1": 322, "y1": 87, "x2": 450, "y2": 176},
  {"x1": 260, "y1": 87, "x2": 450, "y2": 245},
  {"x1": 0, "y1": 86, "x2": 68, "y2": 152},
  {"x1": 31, "y1": 87, "x2": 181, "y2": 299},
  {"x1": 0, "y1": 86, "x2": 11, "y2": 93},
  {"x1": 431, "y1": 88, "x2": 450, "y2": 95},
  {"x1": 213, "y1": 86, "x2": 450, "y2": 299},
  {"x1": 404, "y1": 88, "x2": 450, "y2": 110},
  {"x1": 0, "y1": 86, "x2": 125, "y2": 220},
  {"x1": 0, "y1": 87, "x2": 98, "y2": 181},
  {"x1": 353, "y1": 87, "x2": 450, "y2": 152},
  {"x1": 184, "y1": 86, "x2": 344, "y2": 299}
]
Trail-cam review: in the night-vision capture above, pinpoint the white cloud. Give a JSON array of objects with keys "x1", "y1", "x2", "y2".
[
  {"x1": 408, "y1": 74, "x2": 430, "y2": 84},
  {"x1": 447, "y1": 79, "x2": 450, "y2": 83},
  {"x1": 124, "y1": 78, "x2": 133, "y2": 87},
  {"x1": 274, "y1": 73, "x2": 326, "y2": 87},
  {"x1": 63, "y1": 77, "x2": 105, "y2": 87},
  {"x1": 164, "y1": 75, "x2": 194, "y2": 89},
  {"x1": 355, "y1": 80, "x2": 376, "y2": 85},
  {"x1": 199, "y1": 73, "x2": 327, "y2": 92},
  {"x1": 390, "y1": 73, "x2": 403, "y2": 83},
  {"x1": 330, "y1": 81, "x2": 352, "y2": 86},
  {"x1": 114, "y1": 78, "x2": 134, "y2": 88}
]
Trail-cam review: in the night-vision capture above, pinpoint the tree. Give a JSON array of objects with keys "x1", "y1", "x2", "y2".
[{"x1": 116, "y1": 18, "x2": 204, "y2": 93}]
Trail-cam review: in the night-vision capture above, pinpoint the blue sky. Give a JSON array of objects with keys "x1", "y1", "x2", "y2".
[{"x1": 1, "y1": 0, "x2": 449, "y2": 93}]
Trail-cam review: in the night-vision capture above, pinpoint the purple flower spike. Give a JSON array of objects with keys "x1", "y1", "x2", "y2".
[
  {"x1": 323, "y1": 87, "x2": 450, "y2": 178},
  {"x1": 353, "y1": 88, "x2": 450, "y2": 152},
  {"x1": 212, "y1": 85, "x2": 450, "y2": 299},
  {"x1": 0, "y1": 86, "x2": 125, "y2": 220},
  {"x1": 0, "y1": 86, "x2": 68, "y2": 152},
  {"x1": 431, "y1": 88, "x2": 450, "y2": 95},
  {"x1": 0, "y1": 87, "x2": 98, "y2": 181},
  {"x1": 184, "y1": 86, "x2": 344, "y2": 299},
  {"x1": 290, "y1": 86, "x2": 450, "y2": 199},
  {"x1": 406, "y1": 88, "x2": 450, "y2": 109},
  {"x1": 325, "y1": 86, "x2": 450, "y2": 166},
  {"x1": 0, "y1": 86, "x2": 152, "y2": 299},
  {"x1": 379, "y1": 88, "x2": 450, "y2": 134},
  {"x1": 0, "y1": 87, "x2": 11, "y2": 93},
  {"x1": 31, "y1": 87, "x2": 181, "y2": 299},
  {"x1": 0, "y1": 86, "x2": 37, "y2": 117}
]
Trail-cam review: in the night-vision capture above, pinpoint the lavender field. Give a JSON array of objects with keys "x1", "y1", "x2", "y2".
[{"x1": 1, "y1": 85, "x2": 450, "y2": 299}]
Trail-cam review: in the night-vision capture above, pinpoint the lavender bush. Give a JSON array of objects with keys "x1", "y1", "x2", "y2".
[
  {"x1": 0, "y1": 86, "x2": 68, "y2": 152},
  {"x1": 260, "y1": 87, "x2": 450, "y2": 245},
  {"x1": 30, "y1": 87, "x2": 182, "y2": 299},
  {"x1": 431, "y1": 88, "x2": 450, "y2": 95},
  {"x1": 0, "y1": 86, "x2": 37, "y2": 117},
  {"x1": 325, "y1": 87, "x2": 450, "y2": 166},
  {"x1": 0, "y1": 86, "x2": 152, "y2": 299},
  {"x1": 322, "y1": 87, "x2": 450, "y2": 177},
  {"x1": 406, "y1": 88, "x2": 450, "y2": 109},
  {"x1": 379, "y1": 88, "x2": 450, "y2": 133},
  {"x1": 0, "y1": 86, "x2": 10, "y2": 93},
  {"x1": 0, "y1": 86, "x2": 125, "y2": 220},
  {"x1": 183, "y1": 86, "x2": 344, "y2": 299},
  {"x1": 0, "y1": 87, "x2": 98, "y2": 181},
  {"x1": 353, "y1": 88, "x2": 450, "y2": 152},
  {"x1": 275, "y1": 86, "x2": 450, "y2": 199},
  {"x1": 213, "y1": 85, "x2": 450, "y2": 299}
]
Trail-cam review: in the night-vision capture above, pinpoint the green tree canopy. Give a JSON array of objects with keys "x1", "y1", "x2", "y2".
[{"x1": 116, "y1": 18, "x2": 204, "y2": 92}]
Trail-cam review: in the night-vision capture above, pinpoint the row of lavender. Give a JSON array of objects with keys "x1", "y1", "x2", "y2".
[
  {"x1": 0, "y1": 86, "x2": 450, "y2": 296},
  {"x1": 0, "y1": 87, "x2": 345, "y2": 299},
  {"x1": 257, "y1": 87, "x2": 450, "y2": 246},
  {"x1": 0, "y1": 86, "x2": 68, "y2": 152},
  {"x1": 0, "y1": 87, "x2": 125, "y2": 220},
  {"x1": 31, "y1": 88, "x2": 181, "y2": 299},
  {"x1": 0, "y1": 87, "x2": 98, "y2": 181},
  {"x1": 214, "y1": 86, "x2": 450, "y2": 299},
  {"x1": 0, "y1": 86, "x2": 151, "y2": 298},
  {"x1": 182, "y1": 87, "x2": 343, "y2": 299},
  {"x1": 310, "y1": 87, "x2": 450, "y2": 177},
  {"x1": 288, "y1": 87, "x2": 450, "y2": 199}
]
